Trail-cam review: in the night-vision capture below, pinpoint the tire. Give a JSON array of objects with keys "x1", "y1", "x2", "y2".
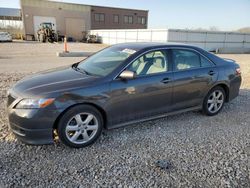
[
  {"x1": 203, "y1": 86, "x2": 226, "y2": 116},
  {"x1": 57, "y1": 105, "x2": 103, "y2": 148},
  {"x1": 39, "y1": 34, "x2": 45, "y2": 43},
  {"x1": 48, "y1": 37, "x2": 53, "y2": 43}
]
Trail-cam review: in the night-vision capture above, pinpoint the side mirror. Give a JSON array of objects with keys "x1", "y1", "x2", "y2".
[{"x1": 119, "y1": 70, "x2": 135, "y2": 80}]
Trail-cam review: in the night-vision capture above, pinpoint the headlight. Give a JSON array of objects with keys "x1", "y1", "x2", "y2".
[{"x1": 15, "y1": 98, "x2": 55, "y2": 109}]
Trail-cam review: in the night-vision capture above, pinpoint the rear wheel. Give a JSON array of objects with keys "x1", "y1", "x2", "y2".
[
  {"x1": 57, "y1": 105, "x2": 103, "y2": 148},
  {"x1": 203, "y1": 86, "x2": 225, "y2": 116},
  {"x1": 39, "y1": 34, "x2": 45, "y2": 43}
]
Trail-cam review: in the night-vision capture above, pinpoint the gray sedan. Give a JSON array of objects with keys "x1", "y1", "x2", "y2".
[{"x1": 7, "y1": 43, "x2": 241, "y2": 148}]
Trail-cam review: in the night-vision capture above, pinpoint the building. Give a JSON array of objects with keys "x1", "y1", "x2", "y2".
[
  {"x1": 20, "y1": 0, "x2": 148, "y2": 40},
  {"x1": 0, "y1": 8, "x2": 23, "y2": 38},
  {"x1": 90, "y1": 6, "x2": 148, "y2": 30},
  {"x1": 0, "y1": 8, "x2": 22, "y2": 22},
  {"x1": 0, "y1": 8, "x2": 22, "y2": 29},
  {"x1": 90, "y1": 28, "x2": 250, "y2": 53}
]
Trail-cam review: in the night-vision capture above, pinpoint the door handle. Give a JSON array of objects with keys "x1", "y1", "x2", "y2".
[
  {"x1": 161, "y1": 78, "x2": 171, "y2": 84},
  {"x1": 208, "y1": 70, "x2": 215, "y2": 76}
]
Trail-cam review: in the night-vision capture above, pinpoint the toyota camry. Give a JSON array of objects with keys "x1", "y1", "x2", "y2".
[{"x1": 7, "y1": 43, "x2": 241, "y2": 148}]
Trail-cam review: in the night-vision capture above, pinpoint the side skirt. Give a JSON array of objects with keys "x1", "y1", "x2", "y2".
[{"x1": 107, "y1": 105, "x2": 202, "y2": 129}]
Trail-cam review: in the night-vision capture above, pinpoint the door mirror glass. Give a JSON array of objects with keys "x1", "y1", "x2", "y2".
[{"x1": 119, "y1": 70, "x2": 135, "y2": 80}]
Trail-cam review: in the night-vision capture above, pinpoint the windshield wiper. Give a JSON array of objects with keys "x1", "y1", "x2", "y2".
[
  {"x1": 72, "y1": 63, "x2": 91, "y2": 75},
  {"x1": 80, "y1": 68, "x2": 91, "y2": 75}
]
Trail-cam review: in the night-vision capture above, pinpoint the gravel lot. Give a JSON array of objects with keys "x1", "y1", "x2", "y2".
[{"x1": 0, "y1": 41, "x2": 249, "y2": 187}]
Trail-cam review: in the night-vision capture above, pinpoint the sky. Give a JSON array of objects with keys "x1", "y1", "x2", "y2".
[{"x1": 0, "y1": 0, "x2": 249, "y2": 31}]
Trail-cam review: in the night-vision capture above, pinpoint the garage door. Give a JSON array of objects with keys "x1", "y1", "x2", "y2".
[
  {"x1": 65, "y1": 18, "x2": 85, "y2": 41},
  {"x1": 33, "y1": 16, "x2": 56, "y2": 39}
]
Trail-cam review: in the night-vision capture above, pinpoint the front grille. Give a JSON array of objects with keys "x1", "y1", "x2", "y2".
[{"x1": 7, "y1": 94, "x2": 16, "y2": 106}]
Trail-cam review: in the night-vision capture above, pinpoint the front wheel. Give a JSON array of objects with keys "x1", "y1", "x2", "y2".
[
  {"x1": 39, "y1": 34, "x2": 45, "y2": 43},
  {"x1": 57, "y1": 105, "x2": 103, "y2": 148},
  {"x1": 203, "y1": 86, "x2": 226, "y2": 116}
]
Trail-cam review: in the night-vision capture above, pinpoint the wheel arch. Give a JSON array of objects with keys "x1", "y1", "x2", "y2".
[
  {"x1": 209, "y1": 83, "x2": 230, "y2": 102},
  {"x1": 53, "y1": 102, "x2": 108, "y2": 131}
]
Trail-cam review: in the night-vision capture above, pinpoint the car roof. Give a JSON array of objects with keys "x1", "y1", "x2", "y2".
[{"x1": 112, "y1": 42, "x2": 199, "y2": 51}]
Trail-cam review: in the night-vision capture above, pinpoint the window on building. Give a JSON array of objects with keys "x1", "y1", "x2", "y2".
[
  {"x1": 113, "y1": 15, "x2": 119, "y2": 23},
  {"x1": 124, "y1": 16, "x2": 128, "y2": 23},
  {"x1": 128, "y1": 16, "x2": 133, "y2": 24},
  {"x1": 138, "y1": 16, "x2": 146, "y2": 24},
  {"x1": 124, "y1": 15, "x2": 133, "y2": 24},
  {"x1": 94, "y1": 13, "x2": 105, "y2": 22}
]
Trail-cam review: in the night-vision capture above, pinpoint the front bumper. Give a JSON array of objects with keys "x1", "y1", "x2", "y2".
[
  {"x1": 8, "y1": 108, "x2": 61, "y2": 145},
  {"x1": 9, "y1": 122, "x2": 53, "y2": 145}
]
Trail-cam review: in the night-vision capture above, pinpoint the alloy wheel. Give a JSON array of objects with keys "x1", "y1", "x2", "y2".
[
  {"x1": 207, "y1": 90, "x2": 224, "y2": 113},
  {"x1": 65, "y1": 113, "x2": 98, "y2": 144}
]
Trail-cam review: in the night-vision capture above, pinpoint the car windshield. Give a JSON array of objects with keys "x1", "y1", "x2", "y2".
[{"x1": 77, "y1": 46, "x2": 137, "y2": 76}]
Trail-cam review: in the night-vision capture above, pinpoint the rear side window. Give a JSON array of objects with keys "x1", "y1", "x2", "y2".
[
  {"x1": 172, "y1": 49, "x2": 213, "y2": 71},
  {"x1": 201, "y1": 56, "x2": 213, "y2": 67},
  {"x1": 173, "y1": 50, "x2": 200, "y2": 70}
]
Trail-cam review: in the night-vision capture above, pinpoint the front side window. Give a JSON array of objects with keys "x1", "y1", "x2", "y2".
[
  {"x1": 127, "y1": 50, "x2": 168, "y2": 76},
  {"x1": 173, "y1": 50, "x2": 200, "y2": 70},
  {"x1": 77, "y1": 47, "x2": 137, "y2": 76}
]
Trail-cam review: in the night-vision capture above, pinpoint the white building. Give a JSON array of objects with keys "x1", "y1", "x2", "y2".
[{"x1": 90, "y1": 28, "x2": 250, "y2": 53}]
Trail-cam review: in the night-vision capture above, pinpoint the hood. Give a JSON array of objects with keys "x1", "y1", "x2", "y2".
[
  {"x1": 223, "y1": 58, "x2": 235, "y2": 63},
  {"x1": 12, "y1": 66, "x2": 99, "y2": 97}
]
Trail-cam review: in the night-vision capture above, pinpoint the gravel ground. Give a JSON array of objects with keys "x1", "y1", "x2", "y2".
[{"x1": 0, "y1": 41, "x2": 249, "y2": 187}]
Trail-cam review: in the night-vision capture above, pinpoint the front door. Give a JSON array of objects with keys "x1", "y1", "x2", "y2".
[{"x1": 107, "y1": 49, "x2": 173, "y2": 126}]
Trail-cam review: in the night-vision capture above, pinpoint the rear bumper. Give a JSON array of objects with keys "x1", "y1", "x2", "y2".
[
  {"x1": 8, "y1": 108, "x2": 61, "y2": 145},
  {"x1": 229, "y1": 75, "x2": 241, "y2": 101}
]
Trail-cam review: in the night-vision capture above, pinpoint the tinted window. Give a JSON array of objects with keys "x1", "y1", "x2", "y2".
[
  {"x1": 127, "y1": 50, "x2": 168, "y2": 76},
  {"x1": 201, "y1": 56, "x2": 213, "y2": 67},
  {"x1": 173, "y1": 50, "x2": 200, "y2": 70}
]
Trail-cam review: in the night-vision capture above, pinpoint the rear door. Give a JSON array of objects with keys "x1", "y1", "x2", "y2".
[
  {"x1": 171, "y1": 49, "x2": 218, "y2": 110},
  {"x1": 107, "y1": 49, "x2": 173, "y2": 126}
]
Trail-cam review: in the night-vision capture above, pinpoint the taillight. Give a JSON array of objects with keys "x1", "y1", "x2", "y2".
[{"x1": 235, "y1": 68, "x2": 241, "y2": 75}]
